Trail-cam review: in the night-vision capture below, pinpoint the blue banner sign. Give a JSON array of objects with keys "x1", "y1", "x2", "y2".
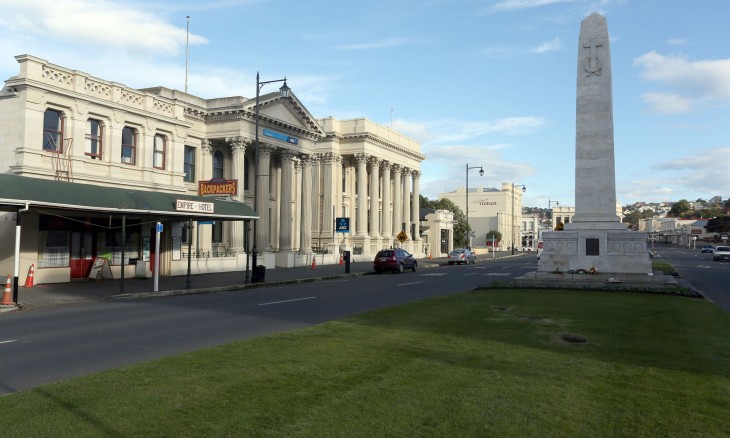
[
  {"x1": 336, "y1": 217, "x2": 350, "y2": 233},
  {"x1": 263, "y1": 128, "x2": 298, "y2": 145}
]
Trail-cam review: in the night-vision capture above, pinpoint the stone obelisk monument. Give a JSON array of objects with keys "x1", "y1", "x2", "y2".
[{"x1": 538, "y1": 12, "x2": 651, "y2": 275}]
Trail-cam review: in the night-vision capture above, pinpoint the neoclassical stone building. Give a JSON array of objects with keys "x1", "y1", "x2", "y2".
[{"x1": 0, "y1": 54, "x2": 424, "y2": 284}]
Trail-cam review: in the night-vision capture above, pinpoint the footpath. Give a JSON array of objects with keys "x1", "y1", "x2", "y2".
[{"x1": 5, "y1": 254, "x2": 522, "y2": 312}]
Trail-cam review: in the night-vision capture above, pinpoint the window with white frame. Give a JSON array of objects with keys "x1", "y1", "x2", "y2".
[
  {"x1": 42, "y1": 109, "x2": 64, "y2": 153},
  {"x1": 85, "y1": 119, "x2": 103, "y2": 159},
  {"x1": 153, "y1": 134, "x2": 166, "y2": 169},
  {"x1": 213, "y1": 150, "x2": 223, "y2": 178},
  {"x1": 121, "y1": 126, "x2": 137, "y2": 165},
  {"x1": 184, "y1": 145, "x2": 196, "y2": 182}
]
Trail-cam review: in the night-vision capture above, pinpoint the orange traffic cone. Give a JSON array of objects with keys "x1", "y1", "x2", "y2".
[
  {"x1": 311, "y1": 257, "x2": 317, "y2": 269},
  {"x1": 339, "y1": 254, "x2": 344, "y2": 265},
  {"x1": 24, "y1": 264, "x2": 35, "y2": 288},
  {"x1": 1, "y1": 275, "x2": 12, "y2": 306}
]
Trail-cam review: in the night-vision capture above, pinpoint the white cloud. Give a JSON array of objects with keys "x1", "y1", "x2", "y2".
[
  {"x1": 491, "y1": 0, "x2": 572, "y2": 12},
  {"x1": 667, "y1": 38, "x2": 689, "y2": 46},
  {"x1": 640, "y1": 92, "x2": 693, "y2": 114},
  {"x1": 633, "y1": 51, "x2": 730, "y2": 113},
  {"x1": 533, "y1": 37, "x2": 561, "y2": 53},
  {"x1": 395, "y1": 117, "x2": 547, "y2": 145},
  {"x1": 335, "y1": 38, "x2": 410, "y2": 50},
  {"x1": 0, "y1": 0, "x2": 207, "y2": 57}
]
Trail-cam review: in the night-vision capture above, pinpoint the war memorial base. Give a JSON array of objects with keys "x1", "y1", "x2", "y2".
[{"x1": 513, "y1": 271, "x2": 681, "y2": 292}]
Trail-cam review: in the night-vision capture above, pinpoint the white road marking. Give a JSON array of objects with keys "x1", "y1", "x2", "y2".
[
  {"x1": 421, "y1": 273, "x2": 448, "y2": 276},
  {"x1": 258, "y1": 297, "x2": 317, "y2": 306},
  {"x1": 463, "y1": 273, "x2": 479, "y2": 276},
  {"x1": 399, "y1": 281, "x2": 423, "y2": 286},
  {"x1": 484, "y1": 273, "x2": 511, "y2": 276},
  {"x1": 697, "y1": 265, "x2": 712, "y2": 269},
  {"x1": 0, "y1": 340, "x2": 18, "y2": 345}
]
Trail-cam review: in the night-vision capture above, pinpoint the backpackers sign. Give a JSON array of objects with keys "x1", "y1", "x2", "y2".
[{"x1": 199, "y1": 179, "x2": 238, "y2": 196}]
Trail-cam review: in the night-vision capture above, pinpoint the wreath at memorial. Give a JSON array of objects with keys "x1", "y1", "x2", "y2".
[{"x1": 554, "y1": 222, "x2": 564, "y2": 231}]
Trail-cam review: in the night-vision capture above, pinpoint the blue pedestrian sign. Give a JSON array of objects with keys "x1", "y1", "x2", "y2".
[
  {"x1": 156, "y1": 223, "x2": 164, "y2": 233},
  {"x1": 336, "y1": 217, "x2": 350, "y2": 233}
]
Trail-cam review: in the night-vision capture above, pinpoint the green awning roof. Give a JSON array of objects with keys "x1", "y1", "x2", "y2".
[{"x1": 0, "y1": 173, "x2": 257, "y2": 220}]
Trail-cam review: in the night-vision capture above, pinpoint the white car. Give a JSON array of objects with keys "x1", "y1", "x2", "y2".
[
  {"x1": 448, "y1": 248, "x2": 477, "y2": 265},
  {"x1": 712, "y1": 246, "x2": 730, "y2": 262}
]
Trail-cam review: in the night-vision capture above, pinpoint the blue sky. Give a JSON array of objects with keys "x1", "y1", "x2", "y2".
[{"x1": 1, "y1": 0, "x2": 728, "y2": 209}]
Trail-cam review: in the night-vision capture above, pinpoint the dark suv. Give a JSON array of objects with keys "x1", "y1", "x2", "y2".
[{"x1": 373, "y1": 249, "x2": 417, "y2": 274}]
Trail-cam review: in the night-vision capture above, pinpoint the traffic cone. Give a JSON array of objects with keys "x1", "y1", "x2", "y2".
[
  {"x1": 1, "y1": 275, "x2": 12, "y2": 306},
  {"x1": 24, "y1": 264, "x2": 35, "y2": 288},
  {"x1": 429, "y1": 251, "x2": 432, "y2": 259},
  {"x1": 339, "y1": 254, "x2": 344, "y2": 265},
  {"x1": 311, "y1": 257, "x2": 317, "y2": 269}
]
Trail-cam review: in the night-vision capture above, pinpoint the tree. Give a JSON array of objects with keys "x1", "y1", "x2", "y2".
[
  {"x1": 705, "y1": 215, "x2": 730, "y2": 233},
  {"x1": 485, "y1": 230, "x2": 502, "y2": 246},
  {"x1": 668, "y1": 199, "x2": 691, "y2": 217}
]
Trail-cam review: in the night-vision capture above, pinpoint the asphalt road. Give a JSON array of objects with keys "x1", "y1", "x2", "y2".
[
  {"x1": 653, "y1": 244, "x2": 730, "y2": 312},
  {"x1": 0, "y1": 255, "x2": 536, "y2": 395}
]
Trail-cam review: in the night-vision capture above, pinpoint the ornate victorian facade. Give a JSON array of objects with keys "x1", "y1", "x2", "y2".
[{"x1": 0, "y1": 55, "x2": 424, "y2": 284}]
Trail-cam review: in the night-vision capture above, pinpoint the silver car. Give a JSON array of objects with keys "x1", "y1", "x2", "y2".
[{"x1": 448, "y1": 248, "x2": 477, "y2": 265}]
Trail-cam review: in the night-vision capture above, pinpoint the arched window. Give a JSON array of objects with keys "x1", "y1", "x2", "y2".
[
  {"x1": 213, "y1": 150, "x2": 224, "y2": 179},
  {"x1": 42, "y1": 109, "x2": 64, "y2": 153},
  {"x1": 121, "y1": 126, "x2": 137, "y2": 165},
  {"x1": 153, "y1": 134, "x2": 166, "y2": 169}
]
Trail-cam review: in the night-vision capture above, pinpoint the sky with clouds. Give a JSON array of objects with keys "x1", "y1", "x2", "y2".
[{"x1": 1, "y1": 0, "x2": 728, "y2": 208}]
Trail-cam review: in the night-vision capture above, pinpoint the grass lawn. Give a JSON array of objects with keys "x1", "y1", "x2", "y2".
[{"x1": 1, "y1": 288, "x2": 729, "y2": 437}]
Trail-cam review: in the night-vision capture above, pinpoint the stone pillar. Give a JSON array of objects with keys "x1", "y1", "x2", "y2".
[
  {"x1": 369, "y1": 157, "x2": 381, "y2": 239},
  {"x1": 278, "y1": 150, "x2": 296, "y2": 251},
  {"x1": 354, "y1": 153, "x2": 369, "y2": 237},
  {"x1": 402, "y1": 167, "x2": 411, "y2": 241},
  {"x1": 200, "y1": 139, "x2": 213, "y2": 181},
  {"x1": 299, "y1": 155, "x2": 313, "y2": 254},
  {"x1": 412, "y1": 170, "x2": 421, "y2": 241},
  {"x1": 255, "y1": 143, "x2": 275, "y2": 251},
  {"x1": 381, "y1": 161, "x2": 392, "y2": 242},
  {"x1": 392, "y1": 164, "x2": 402, "y2": 237},
  {"x1": 320, "y1": 153, "x2": 340, "y2": 243},
  {"x1": 227, "y1": 137, "x2": 247, "y2": 252}
]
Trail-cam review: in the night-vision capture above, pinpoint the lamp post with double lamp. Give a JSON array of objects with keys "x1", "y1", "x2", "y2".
[
  {"x1": 511, "y1": 183, "x2": 526, "y2": 255},
  {"x1": 548, "y1": 199, "x2": 559, "y2": 229},
  {"x1": 465, "y1": 163, "x2": 484, "y2": 249},
  {"x1": 251, "y1": 72, "x2": 290, "y2": 283}
]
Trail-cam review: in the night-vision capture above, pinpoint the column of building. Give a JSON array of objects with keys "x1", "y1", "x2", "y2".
[
  {"x1": 354, "y1": 153, "x2": 368, "y2": 237},
  {"x1": 369, "y1": 157, "x2": 380, "y2": 242},
  {"x1": 411, "y1": 170, "x2": 421, "y2": 246},
  {"x1": 255, "y1": 143, "x2": 275, "y2": 252},
  {"x1": 278, "y1": 150, "x2": 296, "y2": 251},
  {"x1": 402, "y1": 167, "x2": 411, "y2": 244},
  {"x1": 381, "y1": 161, "x2": 392, "y2": 246},
  {"x1": 320, "y1": 153, "x2": 339, "y2": 250},
  {"x1": 299, "y1": 155, "x2": 313, "y2": 254},
  {"x1": 392, "y1": 164, "x2": 402, "y2": 239},
  {"x1": 228, "y1": 136, "x2": 247, "y2": 252}
]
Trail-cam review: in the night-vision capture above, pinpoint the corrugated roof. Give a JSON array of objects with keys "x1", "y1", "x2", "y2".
[{"x1": 0, "y1": 173, "x2": 257, "y2": 220}]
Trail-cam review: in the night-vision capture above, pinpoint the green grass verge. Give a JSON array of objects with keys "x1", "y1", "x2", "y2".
[
  {"x1": 2, "y1": 289, "x2": 729, "y2": 437},
  {"x1": 652, "y1": 258, "x2": 678, "y2": 276}
]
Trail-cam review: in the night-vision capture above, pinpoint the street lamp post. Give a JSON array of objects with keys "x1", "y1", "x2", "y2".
[
  {"x1": 548, "y1": 199, "x2": 559, "y2": 229},
  {"x1": 251, "y1": 72, "x2": 290, "y2": 283},
  {"x1": 465, "y1": 163, "x2": 484, "y2": 249},
  {"x1": 511, "y1": 183, "x2": 526, "y2": 255}
]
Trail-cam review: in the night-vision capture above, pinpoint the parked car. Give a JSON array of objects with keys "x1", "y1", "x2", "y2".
[
  {"x1": 712, "y1": 245, "x2": 730, "y2": 262},
  {"x1": 373, "y1": 249, "x2": 417, "y2": 273},
  {"x1": 447, "y1": 248, "x2": 477, "y2": 265},
  {"x1": 701, "y1": 244, "x2": 714, "y2": 253}
]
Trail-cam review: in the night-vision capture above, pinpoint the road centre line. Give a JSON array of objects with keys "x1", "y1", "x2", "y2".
[
  {"x1": 0, "y1": 340, "x2": 18, "y2": 345},
  {"x1": 258, "y1": 297, "x2": 317, "y2": 306},
  {"x1": 399, "y1": 281, "x2": 423, "y2": 286}
]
